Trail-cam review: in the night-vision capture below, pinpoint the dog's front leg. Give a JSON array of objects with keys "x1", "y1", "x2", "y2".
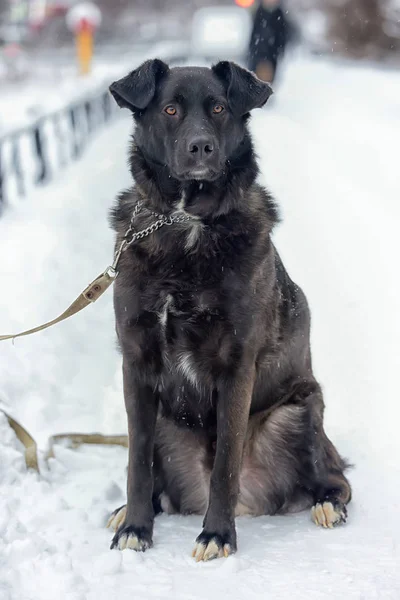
[
  {"x1": 110, "y1": 358, "x2": 159, "y2": 552},
  {"x1": 193, "y1": 365, "x2": 255, "y2": 562}
]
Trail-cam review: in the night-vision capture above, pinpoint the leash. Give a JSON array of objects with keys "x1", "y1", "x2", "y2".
[
  {"x1": 0, "y1": 201, "x2": 193, "y2": 473},
  {"x1": 2, "y1": 410, "x2": 40, "y2": 472},
  {"x1": 0, "y1": 201, "x2": 191, "y2": 342},
  {"x1": 0, "y1": 268, "x2": 117, "y2": 342},
  {"x1": 1, "y1": 408, "x2": 128, "y2": 475}
]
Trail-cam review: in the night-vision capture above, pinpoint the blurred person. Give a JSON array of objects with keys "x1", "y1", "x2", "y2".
[{"x1": 248, "y1": 0, "x2": 292, "y2": 83}]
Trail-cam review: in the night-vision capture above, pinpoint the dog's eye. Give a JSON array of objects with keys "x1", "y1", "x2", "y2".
[
  {"x1": 164, "y1": 106, "x2": 177, "y2": 116},
  {"x1": 213, "y1": 105, "x2": 224, "y2": 114}
]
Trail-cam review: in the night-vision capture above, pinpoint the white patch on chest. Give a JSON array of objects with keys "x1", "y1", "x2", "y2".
[
  {"x1": 159, "y1": 295, "x2": 202, "y2": 390},
  {"x1": 173, "y1": 191, "x2": 203, "y2": 250},
  {"x1": 176, "y1": 192, "x2": 187, "y2": 213},
  {"x1": 159, "y1": 294, "x2": 173, "y2": 331},
  {"x1": 176, "y1": 351, "x2": 200, "y2": 390}
]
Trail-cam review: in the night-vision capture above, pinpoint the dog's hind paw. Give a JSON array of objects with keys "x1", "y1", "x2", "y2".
[
  {"x1": 311, "y1": 501, "x2": 347, "y2": 529},
  {"x1": 110, "y1": 524, "x2": 153, "y2": 552},
  {"x1": 106, "y1": 505, "x2": 126, "y2": 532},
  {"x1": 192, "y1": 533, "x2": 235, "y2": 562}
]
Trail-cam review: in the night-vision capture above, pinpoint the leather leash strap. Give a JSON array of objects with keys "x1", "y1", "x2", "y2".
[
  {"x1": 0, "y1": 268, "x2": 116, "y2": 342},
  {"x1": 1, "y1": 409, "x2": 128, "y2": 475},
  {"x1": 46, "y1": 433, "x2": 128, "y2": 460},
  {"x1": 2, "y1": 410, "x2": 40, "y2": 472},
  {"x1": 0, "y1": 200, "x2": 193, "y2": 343}
]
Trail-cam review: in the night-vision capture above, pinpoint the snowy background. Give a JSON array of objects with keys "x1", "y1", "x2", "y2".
[{"x1": 1, "y1": 1, "x2": 400, "y2": 598}]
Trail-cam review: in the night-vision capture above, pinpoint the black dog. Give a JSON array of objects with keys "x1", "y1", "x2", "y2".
[{"x1": 107, "y1": 59, "x2": 351, "y2": 562}]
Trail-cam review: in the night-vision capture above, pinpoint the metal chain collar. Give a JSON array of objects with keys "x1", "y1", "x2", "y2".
[{"x1": 110, "y1": 200, "x2": 193, "y2": 275}]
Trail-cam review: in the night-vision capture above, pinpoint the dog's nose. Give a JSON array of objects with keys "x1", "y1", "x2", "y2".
[{"x1": 188, "y1": 137, "x2": 214, "y2": 160}]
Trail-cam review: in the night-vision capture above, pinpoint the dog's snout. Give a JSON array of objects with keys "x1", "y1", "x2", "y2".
[{"x1": 188, "y1": 137, "x2": 214, "y2": 159}]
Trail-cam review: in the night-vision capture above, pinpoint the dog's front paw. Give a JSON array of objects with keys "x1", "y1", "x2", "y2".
[
  {"x1": 311, "y1": 500, "x2": 347, "y2": 529},
  {"x1": 110, "y1": 524, "x2": 153, "y2": 552},
  {"x1": 192, "y1": 530, "x2": 236, "y2": 562}
]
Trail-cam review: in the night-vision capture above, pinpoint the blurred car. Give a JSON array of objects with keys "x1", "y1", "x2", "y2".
[{"x1": 190, "y1": 5, "x2": 253, "y2": 63}]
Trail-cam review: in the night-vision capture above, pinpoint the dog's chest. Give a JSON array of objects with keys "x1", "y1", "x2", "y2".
[
  {"x1": 155, "y1": 289, "x2": 225, "y2": 388},
  {"x1": 157, "y1": 289, "x2": 220, "y2": 339},
  {"x1": 158, "y1": 294, "x2": 173, "y2": 330}
]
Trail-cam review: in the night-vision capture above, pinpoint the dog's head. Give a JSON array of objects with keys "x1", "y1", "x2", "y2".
[{"x1": 109, "y1": 60, "x2": 272, "y2": 182}]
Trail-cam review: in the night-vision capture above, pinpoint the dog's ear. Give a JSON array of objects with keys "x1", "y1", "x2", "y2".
[
  {"x1": 109, "y1": 59, "x2": 169, "y2": 112},
  {"x1": 212, "y1": 61, "x2": 273, "y2": 116}
]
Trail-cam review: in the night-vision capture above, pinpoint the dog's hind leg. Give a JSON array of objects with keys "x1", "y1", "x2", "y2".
[
  {"x1": 307, "y1": 425, "x2": 352, "y2": 529},
  {"x1": 154, "y1": 417, "x2": 211, "y2": 517},
  {"x1": 279, "y1": 379, "x2": 352, "y2": 528},
  {"x1": 239, "y1": 379, "x2": 351, "y2": 527}
]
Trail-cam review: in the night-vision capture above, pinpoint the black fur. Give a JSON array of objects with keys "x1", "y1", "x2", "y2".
[{"x1": 108, "y1": 60, "x2": 351, "y2": 559}]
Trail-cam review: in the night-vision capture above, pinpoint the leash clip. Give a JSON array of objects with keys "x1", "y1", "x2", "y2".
[{"x1": 104, "y1": 265, "x2": 119, "y2": 279}]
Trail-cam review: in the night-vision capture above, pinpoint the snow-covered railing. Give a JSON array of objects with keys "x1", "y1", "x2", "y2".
[
  {"x1": 0, "y1": 85, "x2": 118, "y2": 211},
  {"x1": 0, "y1": 40, "x2": 195, "y2": 213}
]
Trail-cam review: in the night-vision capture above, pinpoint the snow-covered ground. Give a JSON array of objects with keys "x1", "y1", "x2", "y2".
[{"x1": 1, "y1": 54, "x2": 400, "y2": 599}]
